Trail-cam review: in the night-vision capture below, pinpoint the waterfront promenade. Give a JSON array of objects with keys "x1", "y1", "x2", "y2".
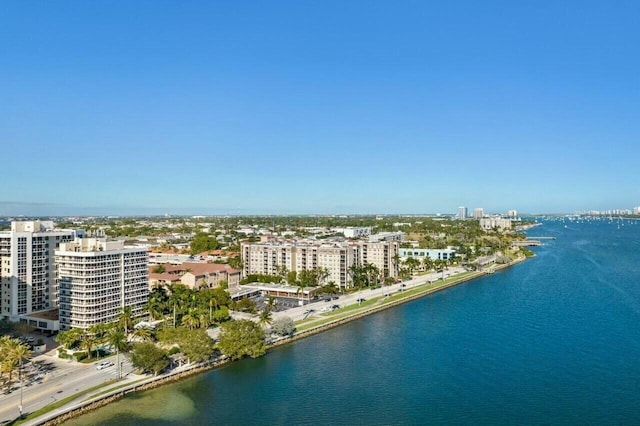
[{"x1": 13, "y1": 260, "x2": 521, "y2": 426}]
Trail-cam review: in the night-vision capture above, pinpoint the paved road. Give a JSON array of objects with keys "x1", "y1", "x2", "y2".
[
  {"x1": 273, "y1": 267, "x2": 467, "y2": 323},
  {"x1": 0, "y1": 354, "x2": 136, "y2": 425},
  {"x1": 0, "y1": 267, "x2": 468, "y2": 424}
]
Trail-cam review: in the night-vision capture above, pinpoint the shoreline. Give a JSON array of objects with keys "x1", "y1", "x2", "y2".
[{"x1": 35, "y1": 256, "x2": 527, "y2": 426}]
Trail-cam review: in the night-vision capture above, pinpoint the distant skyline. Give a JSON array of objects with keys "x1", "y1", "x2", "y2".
[{"x1": 2, "y1": 1, "x2": 639, "y2": 216}]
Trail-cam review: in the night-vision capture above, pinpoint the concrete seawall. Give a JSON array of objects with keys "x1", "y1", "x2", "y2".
[{"x1": 38, "y1": 258, "x2": 526, "y2": 426}]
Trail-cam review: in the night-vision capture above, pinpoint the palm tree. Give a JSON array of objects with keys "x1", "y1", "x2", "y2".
[
  {"x1": 392, "y1": 253, "x2": 401, "y2": 277},
  {"x1": 348, "y1": 264, "x2": 365, "y2": 289},
  {"x1": 364, "y1": 263, "x2": 380, "y2": 287},
  {"x1": 422, "y1": 257, "x2": 434, "y2": 272},
  {"x1": 82, "y1": 333, "x2": 98, "y2": 360},
  {"x1": 266, "y1": 296, "x2": 278, "y2": 311},
  {"x1": 258, "y1": 309, "x2": 273, "y2": 330},
  {"x1": 118, "y1": 306, "x2": 134, "y2": 337},
  {"x1": 106, "y1": 329, "x2": 129, "y2": 379},
  {"x1": 404, "y1": 257, "x2": 420, "y2": 276},
  {"x1": 198, "y1": 311, "x2": 210, "y2": 329},
  {"x1": 181, "y1": 308, "x2": 200, "y2": 330},
  {"x1": 0, "y1": 336, "x2": 21, "y2": 390},
  {"x1": 133, "y1": 326, "x2": 155, "y2": 342},
  {"x1": 316, "y1": 267, "x2": 330, "y2": 286},
  {"x1": 1, "y1": 358, "x2": 17, "y2": 390},
  {"x1": 11, "y1": 341, "x2": 32, "y2": 416},
  {"x1": 209, "y1": 297, "x2": 219, "y2": 322}
]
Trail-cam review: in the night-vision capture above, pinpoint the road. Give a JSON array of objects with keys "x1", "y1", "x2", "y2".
[
  {"x1": 0, "y1": 354, "x2": 137, "y2": 425},
  {"x1": 0, "y1": 266, "x2": 468, "y2": 424},
  {"x1": 273, "y1": 267, "x2": 467, "y2": 323}
]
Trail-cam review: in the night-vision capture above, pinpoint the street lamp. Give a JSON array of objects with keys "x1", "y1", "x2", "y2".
[{"x1": 19, "y1": 358, "x2": 23, "y2": 419}]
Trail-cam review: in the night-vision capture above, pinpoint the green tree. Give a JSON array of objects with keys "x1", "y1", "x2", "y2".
[
  {"x1": 404, "y1": 257, "x2": 420, "y2": 276},
  {"x1": 133, "y1": 326, "x2": 156, "y2": 342},
  {"x1": 270, "y1": 317, "x2": 296, "y2": 337},
  {"x1": 130, "y1": 342, "x2": 169, "y2": 375},
  {"x1": 181, "y1": 308, "x2": 201, "y2": 330},
  {"x1": 257, "y1": 309, "x2": 273, "y2": 330},
  {"x1": 106, "y1": 329, "x2": 130, "y2": 379},
  {"x1": 227, "y1": 256, "x2": 243, "y2": 270},
  {"x1": 286, "y1": 270, "x2": 298, "y2": 285},
  {"x1": 212, "y1": 306, "x2": 231, "y2": 324},
  {"x1": 119, "y1": 306, "x2": 134, "y2": 336},
  {"x1": 152, "y1": 264, "x2": 166, "y2": 273},
  {"x1": 218, "y1": 320, "x2": 267, "y2": 360},
  {"x1": 179, "y1": 329, "x2": 216, "y2": 364},
  {"x1": 81, "y1": 332, "x2": 98, "y2": 360},
  {"x1": 233, "y1": 298, "x2": 257, "y2": 313},
  {"x1": 55, "y1": 328, "x2": 84, "y2": 350},
  {"x1": 190, "y1": 233, "x2": 220, "y2": 255}
]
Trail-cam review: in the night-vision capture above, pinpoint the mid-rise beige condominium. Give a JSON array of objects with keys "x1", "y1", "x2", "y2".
[
  {"x1": 0, "y1": 221, "x2": 79, "y2": 324},
  {"x1": 56, "y1": 237, "x2": 148, "y2": 330},
  {"x1": 241, "y1": 239, "x2": 399, "y2": 290}
]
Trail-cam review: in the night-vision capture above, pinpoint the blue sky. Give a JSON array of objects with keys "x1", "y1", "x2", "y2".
[{"x1": 1, "y1": 1, "x2": 639, "y2": 216}]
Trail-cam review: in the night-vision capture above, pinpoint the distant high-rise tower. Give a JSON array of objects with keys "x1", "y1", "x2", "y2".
[
  {"x1": 457, "y1": 207, "x2": 468, "y2": 220},
  {"x1": 473, "y1": 208, "x2": 484, "y2": 219},
  {"x1": 507, "y1": 209, "x2": 518, "y2": 218}
]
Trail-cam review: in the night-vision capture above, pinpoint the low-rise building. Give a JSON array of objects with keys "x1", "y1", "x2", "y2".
[
  {"x1": 399, "y1": 248, "x2": 456, "y2": 261},
  {"x1": 340, "y1": 227, "x2": 371, "y2": 238},
  {"x1": 149, "y1": 262, "x2": 240, "y2": 290},
  {"x1": 368, "y1": 231, "x2": 405, "y2": 242}
]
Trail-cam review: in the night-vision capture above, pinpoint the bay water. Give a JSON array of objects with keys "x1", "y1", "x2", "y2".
[{"x1": 67, "y1": 219, "x2": 640, "y2": 425}]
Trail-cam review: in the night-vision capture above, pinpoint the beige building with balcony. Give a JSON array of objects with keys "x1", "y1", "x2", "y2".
[
  {"x1": 149, "y1": 262, "x2": 240, "y2": 290},
  {"x1": 241, "y1": 239, "x2": 399, "y2": 290},
  {"x1": 56, "y1": 237, "x2": 148, "y2": 331}
]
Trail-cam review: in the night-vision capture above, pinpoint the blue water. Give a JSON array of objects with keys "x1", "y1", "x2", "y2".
[{"x1": 67, "y1": 219, "x2": 640, "y2": 425}]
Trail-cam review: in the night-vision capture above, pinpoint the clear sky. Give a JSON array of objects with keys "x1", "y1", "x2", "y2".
[{"x1": 1, "y1": 1, "x2": 639, "y2": 216}]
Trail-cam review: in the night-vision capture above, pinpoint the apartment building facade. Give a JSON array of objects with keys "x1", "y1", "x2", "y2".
[
  {"x1": 479, "y1": 217, "x2": 512, "y2": 231},
  {"x1": 241, "y1": 239, "x2": 399, "y2": 290},
  {"x1": 56, "y1": 238, "x2": 148, "y2": 330},
  {"x1": 399, "y1": 248, "x2": 456, "y2": 261},
  {"x1": 149, "y1": 262, "x2": 241, "y2": 290},
  {"x1": 0, "y1": 221, "x2": 80, "y2": 323}
]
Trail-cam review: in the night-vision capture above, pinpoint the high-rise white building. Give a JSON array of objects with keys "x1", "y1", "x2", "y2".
[
  {"x1": 56, "y1": 237, "x2": 148, "y2": 330},
  {"x1": 0, "y1": 221, "x2": 81, "y2": 325},
  {"x1": 507, "y1": 210, "x2": 518, "y2": 218},
  {"x1": 457, "y1": 207, "x2": 468, "y2": 220},
  {"x1": 241, "y1": 239, "x2": 399, "y2": 290}
]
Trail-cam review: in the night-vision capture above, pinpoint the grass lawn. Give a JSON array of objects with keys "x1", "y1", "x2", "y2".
[
  {"x1": 295, "y1": 271, "x2": 483, "y2": 333},
  {"x1": 9, "y1": 379, "x2": 119, "y2": 425}
]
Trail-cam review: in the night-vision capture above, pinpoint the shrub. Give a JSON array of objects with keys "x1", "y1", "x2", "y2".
[{"x1": 74, "y1": 351, "x2": 87, "y2": 362}]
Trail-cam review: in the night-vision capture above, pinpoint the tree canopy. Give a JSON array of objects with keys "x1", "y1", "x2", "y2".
[
  {"x1": 130, "y1": 342, "x2": 169, "y2": 375},
  {"x1": 218, "y1": 320, "x2": 266, "y2": 360}
]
